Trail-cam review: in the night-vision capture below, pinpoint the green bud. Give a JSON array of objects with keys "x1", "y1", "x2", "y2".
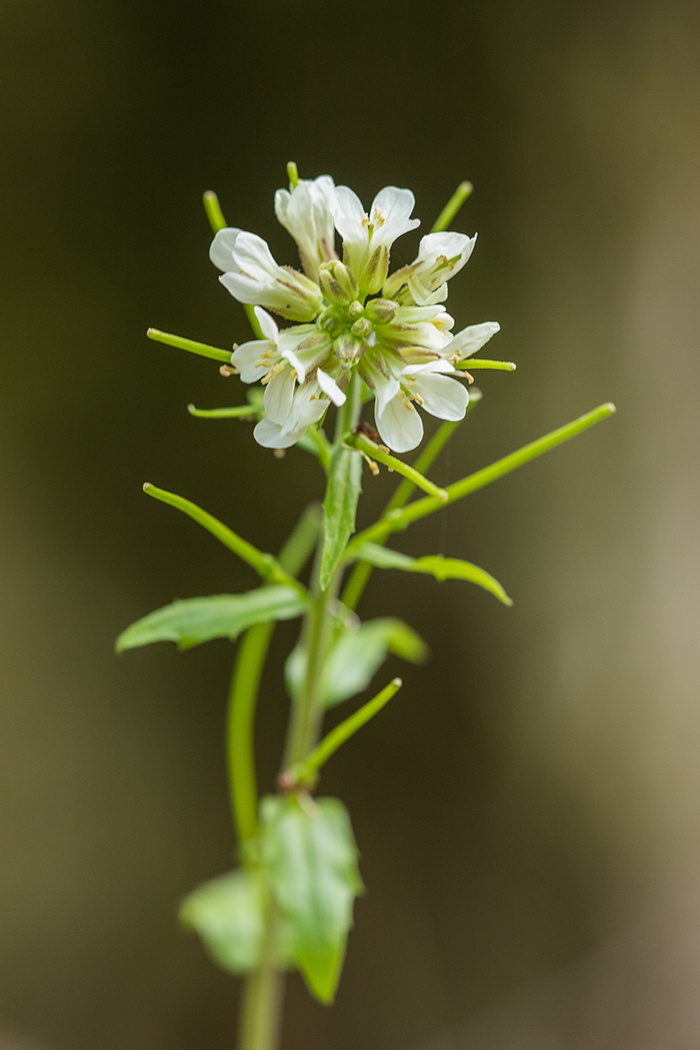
[
  {"x1": 348, "y1": 301, "x2": 364, "y2": 320},
  {"x1": 318, "y1": 261, "x2": 359, "y2": 307},
  {"x1": 351, "y1": 317, "x2": 372, "y2": 340},
  {"x1": 334, "y1": 334, "x2": 366, "y2": 366},
  {"x1": 316, "y1": 305, "x2": 344, "y2": 334},
  {"x1": 363, "y1": 298, "x2": 399, "y2": 325}
]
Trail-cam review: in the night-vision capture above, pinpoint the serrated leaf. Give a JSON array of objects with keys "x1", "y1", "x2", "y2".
[
  {"x1": 354, "y1": 542, "x2": 512, "y2": 606},
  {"x1": 116, "y1": 585, "x2": 307, "y2": 652},
  {"x1": 319, "y1": 444, "x2": 362, "y2": 590},
  {"x1": 285, "y1": 617, "x2": 428, "y2": 708},
  {"x1": 261, "y1": 796, "x2": 362, "y2": 1003},
  {"x1": 180, "y1": 869, "x2": 265, "y2": 974}
]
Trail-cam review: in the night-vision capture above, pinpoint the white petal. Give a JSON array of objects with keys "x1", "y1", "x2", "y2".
[
  {"x1": 371, "y1": 187, "x2": 420, "y2": 245},
  {"x1": 375, "y1": 395, "x2": 424, "y2": 453},
  {"x1": 254, "y1": 418, "x2": 297, "y2": 449},
  {"x1": 231, "y1": 232, "x2": 280, "y2": 282},
  {"x1": 316, "y1": 368, "x2": 346, "y2": 407},
  {"x1": 254, "y1": 306, "x2": 278, "y2": 342},
  {"x1": 403, "y1": 359, "x2": 454, "y2": 375},
  {"x1": 412, "y1": 372, "x2": 468, "y2": 421},
  {"x1": 219, "y1": 271, "x2": 263, "y2": 305},
  {"x1": 446, "y1": 322, "x2": 501, "y2": 358},
  {"x1": 210, "y1": 228, "x2": 243, "y2": 272},
  {"x1": 263, "y1": 366, "x2": 296, "y2": 425},
  {"x1": 359, "y1": 356, "x2": 401, "y2": 415},
  {"x1": 333, "y1": 186, "x2": 366, "y2": 243},
  {"x1": 231, "y1": 340, "x2": 274, "y2": 383},
  {"x1": 280, "y1": 385, "x2": 327, "y2": 437},
  {"x1": 417, "y1": 231, "x2": 472, "y2": 261}
]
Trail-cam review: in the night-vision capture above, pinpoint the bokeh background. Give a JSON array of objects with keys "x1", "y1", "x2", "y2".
[{"x1": 3, "y1": 0, "x2": 700, "y2": 1047}]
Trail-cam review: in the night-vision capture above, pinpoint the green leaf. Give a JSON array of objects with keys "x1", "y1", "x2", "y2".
[
  {"x1": 180, "y1": 869, "x2": 265, "y2": 974},
  {"x1": 319, "y1": 444, "x2": 362, "y2": 590},
  {"x1": 285, "y1": 617, "x2": 428, "y2": 708},
  {"x1": 354, "y1": 542, "x2": 512, "y2": 606},
  {"x1": 116, "y1": 585, "x2": 307, "y2": 652},
  {"x1": 322, "y1": 618, "x2": 427, "y2": 707},
  {"x1": 261, "y1": 796, "x2": 362, "y2": 1003}
]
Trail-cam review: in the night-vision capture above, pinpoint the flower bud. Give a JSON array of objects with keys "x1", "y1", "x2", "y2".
[
  {"x1": 351, "y1": 317, "x2": 372, "y2": 340},
  {"x1": 363, "y1": 298, "x2": 399, "y2": 325},
  {"x1": 318, "y1": 261, "x2": 359, "y2": 306},
  {"x1": 334, "y1": 333, "x2": 367, "y2": 366}
]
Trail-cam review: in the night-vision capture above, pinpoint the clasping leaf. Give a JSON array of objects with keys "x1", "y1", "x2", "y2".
[
  {"x1": 286, "y1": 616, "x2": 428, "y2": 708},
  {"x1": 261, "y1": 795, "x2": 362, "y2": 1003}
]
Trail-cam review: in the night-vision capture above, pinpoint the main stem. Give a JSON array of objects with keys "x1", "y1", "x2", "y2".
[{"x1": 237, "y1": 378, "x2": 362, "y2": 1050}]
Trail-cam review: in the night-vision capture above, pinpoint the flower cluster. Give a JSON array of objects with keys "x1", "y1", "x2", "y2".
[{"x1": 211, "y1": 175, "x2": 500, "y2": 452}]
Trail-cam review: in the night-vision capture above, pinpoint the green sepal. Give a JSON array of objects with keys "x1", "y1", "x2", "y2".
[
  {"x1": 180, "y1": 868, "x2": 266, "y2": 974},
  {"x1": 353, "y1": 542, "x2": 513, "y2": 606},
  {"x1": 260, "y1": 795, "x2": 362, "y2": 1003},
  {"x1": 319, "y1": 443, "x2": 362, "y2": 590},
  {"x1": 286, "y1": 616, "x2": 428, "y2": 708},
  {"x1": 116, "y1": 585, "x2": 307, "y2": 652}
]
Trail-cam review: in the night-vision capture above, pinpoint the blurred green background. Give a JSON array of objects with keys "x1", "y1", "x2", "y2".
[{"x1": 2, "y1": 0, "x2": 700, "y2": 1047}]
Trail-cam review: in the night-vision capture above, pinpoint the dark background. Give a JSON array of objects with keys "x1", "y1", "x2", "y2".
[{"x1": 3, "y1": 1, "x2": 700, "y2": 1047}]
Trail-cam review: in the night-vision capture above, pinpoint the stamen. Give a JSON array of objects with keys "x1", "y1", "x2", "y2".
[
  {"x1": 360, "y1": 450, "x2": 380, "y2": 476},
  {"x1": 261, "y1": 362, "x2": 285, "y2": 385},
  {"x1": 219, "y1": 365, "x2": 238, "y2": 377},
  {"x1": 372, "y1": 207, "x2": 386, "y2": 227},
  {"x1": 361, "y1": 213, "x2": 371, "y2": 229}
]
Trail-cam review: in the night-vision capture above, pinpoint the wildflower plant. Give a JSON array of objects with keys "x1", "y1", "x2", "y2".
[{"x1": 118, "y1": 162, "x2": 615, "y2": 1050}]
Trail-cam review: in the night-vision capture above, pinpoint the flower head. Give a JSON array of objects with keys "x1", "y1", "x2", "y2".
[{"x1": 212, "y1": 169, "x2": 499, "y2": 452}]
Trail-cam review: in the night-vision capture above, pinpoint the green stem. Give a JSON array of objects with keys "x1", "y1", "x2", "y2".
[
  {"x1": 188, "y1": 403, "x2": 258, "y2": 419},
  {"x1": 431, "y1": 181, "x2": 473, "y2": 233},
  {"x1": 229, "y1": 506, "x2": 322, "y2": 1050},
  {"x1": 284, "y1": 377, "x2": 363, "y2": 767},
  {"x1": 341, "y1": 411, "x2": 472, "y2": 612},
  {"x1": 346, "y1": 433, "x2": 448, "y2": 501},
  {"x1": 226, "y1": 505, "x2": 322, "y2": 846},
  {"x1": 290, "y1": 678, "x2": 402, "y2": 785},
  {"x1": 147, "y1": 328, "x2": 232, "y2": 363},
  {"x1": 348, "y1": 403, "x2": 617, "y2": 552},
  {"x1": 142, "y1": 483, "x2": 306, "y2": 595},
  {"x1": 227, "y1": 621, "x2": 275, "y2": 845},
  {"x1": 237, "y1": 903, "x2": 284, "y2": 1050}
]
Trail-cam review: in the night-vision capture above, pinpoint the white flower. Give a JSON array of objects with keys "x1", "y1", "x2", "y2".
[
  {"x1": 211, "y1": 229, "x2": 323, "y2": 322},
  {"x1": 374, "y1": 304, "x2": 455, "y2": 360},
  {"x1": 333, "y1": 185, "x2": 420, "y2": 296},
  {"x1": 384, "y1": 231, "x2": 477, "y2": 306},
  {"x1": 274, "y1": 175, "x2": 337, "y2": 281},
  {"x1": 210, "y1": 169, "x2": 500, "y2": 453},
  {"x1": 374, "y1": 360, "x2": 469, "y2": 453},
  {"x1": 442, "y1": 321, "x2": 501, "y2": 362},
  {"x1": 253, "y1": 368, "x2": 345, "y2": 449}
]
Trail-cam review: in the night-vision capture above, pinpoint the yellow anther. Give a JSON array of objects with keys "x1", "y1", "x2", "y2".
[
  {"x1": 411, "y1": 393, "x2": 425, "y2": 406},
  {"x1": 361, "y1": 213, "x2": 371, "y2": 228},
  {"x1": 372, "y1": 207, "x2": 386, "y2": 228},
  {"x1": 261, "y1": 363, "x2": 285, "y2": 385}
]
